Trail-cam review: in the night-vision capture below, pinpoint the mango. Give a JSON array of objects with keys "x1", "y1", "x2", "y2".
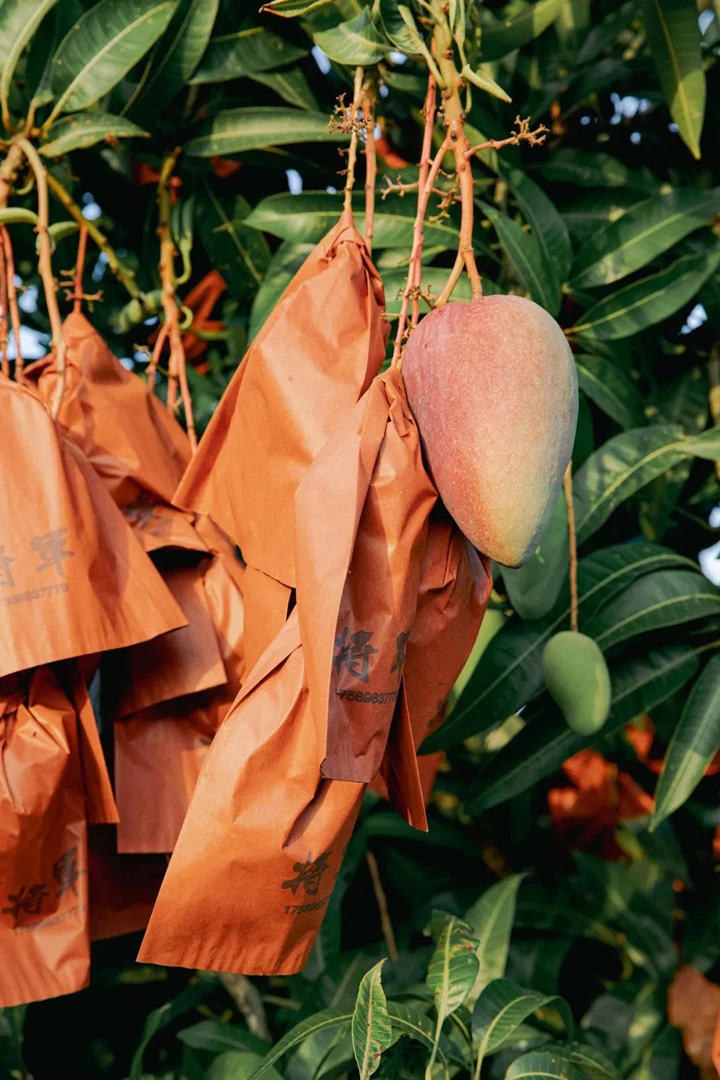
[
  {"x1": 542, "y1": 631, "x2": 611, "y2": 736},
  {"x1": 402, "y1": 295, "x2": 578, "y2": 567}
]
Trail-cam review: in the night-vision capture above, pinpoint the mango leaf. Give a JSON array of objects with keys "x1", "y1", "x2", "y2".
[
  {"x1": 571, "y1": 188, "x2": 720, "y2": 288},
  {"x1": 351, "y1": 961, "x2": 393, "y2": 1080},
  {"x1": 503, "y1": 489, "x2": 569, "y2": 621},
  {"x1": 641, "y1": 0, "x2": 705, "y2": 160},
  {"x1": 505, "y1": 1049, "x2": 586, "y2": 1080},
  {"x1": 575, "y1": 354, "x2": 645, "y2": 430},
  {"x1": 129, "y1": 981, "x2": 215, "y2": 1080},
  {"x1": 462, "y1": 63, "x2": 512, "y2": 103},
  {"x1": 0, "y1": 208, "x2": 39, "y2": 225},
  {"x1": 248, "y1": 1009, "x2": 353, "y2": 1080},
  {"x1": 260, "y1": 0, "x2": 333, "y2": 14},
  {"x1": 249, "y1": 67, "x2": 318, "y2": 110},
  {"x1": 562, "y1": 191, "x2": 647, "y2": 243},
  {"x1": 314, "y1": 10, "x2": 387, "y2": 65},
  {"x1": 468, "y1": 645, "x2": 701, "y2": 811},
  {"x1": 245, "y1": 191, "x2": 460, "y2": 249},
  {"x1": 427, "y1": 915, "x2": 480, "y2": 1021},
  {"x1": 48, "y1": 0, "x2": 177, "y2": 121},
  {"x1": 177, "y1": 1019, "x2": 268, "y2": 1056},
  {"x1": 472, "y1": 978, "x2": 573, "y2": 1054},
  {"x1": 558, "y1": 1043, "x2": 621, "y2": 1080},
  {"x1": 39, "y1": 112, "x2": 148, "y2": 156},
  {"x1": 129, "y1": 0, "x2": 219, "y2": 116},
  {"x1": 196, "y1": 179, "x2": 271, "y2": 300},
  {"x1": 423, "y1": 543, "x2": 696, "y2": 751},
  {"x1": 249, "y1": 240, "x2": 314, "y2": 339},
  {"x1": 207, "y1": 1051, "x2": 282, "y2": 1080},
  {"x1": 570, "y1": 248, "x2": 720, "y2": 340},
  {"x1": 0, "y1": 0, "x2": 57, "y2": 122},
  {"x1": 651, "y1": 653, "x2": 720, "y2": 828},
  {"x1": 379, "y1": 0, "x2": 419, "y2": 53},
  {"x1": 25, "y1": 1, "x2": 80, "y2": 108},
  {"x1": 185, "y1": 108, "x2": 343, "y2": 156},
  {"x1": 463, "y1": 875, "x2": 526, "y2": 1007},
  {"x1": 500, "y1": 163, "x2": 573, "y2": 286},
  {"x1": 480, "y1": 0, "x2": 565, "y2": 62},
  {"x1": 539, "y1": 149, "x2": 629, "y2": 187},
  {"x1": 190, "y1": 27, "x2": 307, "y2": 84},
  {"x1": 586, "y1": 570, "x2": 720, "y2": 652},
  {"x1": 479, "y1": 201, "x2": 561, "y2": 315}
]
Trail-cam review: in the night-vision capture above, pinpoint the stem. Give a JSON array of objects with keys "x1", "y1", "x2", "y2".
[
  {"x1": 365, "y1": 851, "x2": 399, "y2": 962},
  {"x1": 157, "y1": 147, "x2": 197, "y2": 452},
  {"x1": 46, "y1": 171, "x2": 145, "y2": 302},
  {"x1": 412, "y1": 72, "x2": 437, "y2": 326},
  {"x1": 363, "y1": 80, "x2": 377, "y2": 253},
  {"x1": 709, "y1": 345, "x2": 720, "y2": 482},
  {"x1": 12, "y1": 136, "x2": 66, "y2": 419},
  {"x1": 343, "y1": 66, "x2": 365, "y2": 218},
  {"x1": 0, "y1": 230, "x2": 8, "y2": 377},
  {"x1": 0, "y1": 142, "x2": 23, "y2": 208},
  {"x1": 425, "y1": 1012, "x2": 443, "y2": 1080},
  {"x1": 73, "y1": 225, "x2": 89, "y2": 313},
  {"x1": 147, "y1": 320, "x2": 169, "y2": 392},
  {"x1": 563, "y1": 462, "x2": 578, "y2": 632},
  {"x1": 1, "y1": 226, "x2": 23, "y2": 379},
  {"x1": 472, "y1": 1046, "x2": 485, "y2": 1080}
]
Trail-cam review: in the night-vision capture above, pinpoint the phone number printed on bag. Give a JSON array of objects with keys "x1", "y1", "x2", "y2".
[
  {"x1": 281, "y1": 852, "x2": 332, "y2": 916},
  {"x1": 0, "y1": 528, "x2": 74, "y2": 604},
  {"x1": 332, "y1": 626, "x2": 409, "y2": 704}
]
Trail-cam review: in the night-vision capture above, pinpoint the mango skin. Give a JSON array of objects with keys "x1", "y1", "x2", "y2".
[
  {"x1": 402, "y1": 295, "x2": 578, "y2": 567},
  {"x1": 542, "y1": 631, "x2": 611, "y2": 737}
]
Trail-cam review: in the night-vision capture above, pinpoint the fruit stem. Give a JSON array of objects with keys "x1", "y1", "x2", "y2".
[
  {"x1": 362, "y1": 77, "x2": 377, "y2": 252},
  {"x1": 0, "y1": 230, "x2": 8, "y2": 377},
  {"x1": 343, "y1": 66, "x2": 365, "y2": 219},
  {"x1": 0, "y1": 226, "x2": 23, "y2": 380},
  {"x1": 563, "y1": 462, "x2": 578, "y2": 632}
]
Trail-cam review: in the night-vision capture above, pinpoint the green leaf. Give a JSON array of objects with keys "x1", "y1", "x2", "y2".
[
  {"x1": 185, "y1": 107, "x2": 343, "y2": 156},
  {"x1": 585, "y1": 570, "x2": 720, "y2": 652},
  {"x1": 463, "y1": 875, "x2": 526, "y2": 1007},
  {"x1": 386, "y1": 1002, "x2": 440, "y2": 1054},
  {"x1": 245, "y1": 191, "x2": 460, "y2": 249},
  {"x1": 190, "y1": 27, "x2": 307, "y2": 84},
  {"x1": 651, "y1": 654, "x2": 720, "y2": 828},
  {"x1": 575, "y1": 354, "x2": 645, "y2": 430},
  {"x1": 571, "y1": 186, "x2": 720, "y2": 289},
  {"x1": 248, "y1": 1009, "x2": 353, "y2": 1080},
  {"x1": 427, "y1": 915, "x2": 480, "y2": 1021},
  {"x1": 48, "y1": 0, "x2": 177, "y2": 121},
  {"x1": 573, "y1": 424, "x2": 693, "y2": 545},
  {"x1": 351, "y1": 960, "x2": 393, "y2": 1080},
  {"x1": 472, "y1": 978, "x2": 572, "y2": 1055},
  {"x1": 505, "y1": 1049, "x2": 586, "y2": 1080},
  {"x1": 25, "y1": 1, "x2": 81, "y2": 108},
  {"x1": 424, "y1": 543, "x2": 696, "y2": 751},
  {"x1": 641, "y1": 0, "x2": 706, "y2": 160},
  {"x1": 503, "y1": 489, "x2": 569, "y2": 621},
  {"x1": 249, "y1": 66, "x2": 319, "y2": 110},
  {"x1": 479, "y1": 200, "x2": 561, "y2": 315},
  {"x1": 468, "y1": 645, "x2": 701, "y2": 811},
  {"x1": 249, "y1": 240, "x2": 314, "y2": 340},
  {"x1": 40, "y1": 219, "x2": 80, "y2": 253},
  {"x1": 196, "y1": 179, "x2": 271, "y2": 301},
  {"x1": 559, "y1": 1043, "x2": 620, "y2": 1080},
  {"x1": 260, "y1": 0, "x2": 334, "y2": 15},
  {"x1": 177, "y1": 1019, "x2": 269, "y2": 1056},
  {"x1": 480, "y1": 0, "x2": 565, "y2": 62},
  {"x1": 539, "y1": 149, "x2": 629, "y2": 188},
  {"x1": 0, "y1": 0, "x2": 57, "y2": 122},
  {"x1": 379, "y1": 0, "x2": 419, "y2": 53},
  {"x1": 571, "y1": 248, "x2": 720, "y2": 340},
  {"x1": 462, "y1": 63, "x2": 512, "y2": 103},
  {"x1": 500, "y1": 163, "x2": 573, "y2": 286},
  {"x1": 314, "y1": 10, "x2": 387, "y2": 65},
  {"x1": 129, "y1": 0, "x2": 219, "y2": 117},
  {"x1": 129, "y1": 981, "x2": 214, "y2": 1080},
  {"x1": 39, "y1": 111, "x2": 148, "y2": 156},
  {"x1": 207, "y1": 1051, "x2": 283, "y2": 1080},
  {"x1": 0, "y1": 208, "x2": 39, "y2": 225}
]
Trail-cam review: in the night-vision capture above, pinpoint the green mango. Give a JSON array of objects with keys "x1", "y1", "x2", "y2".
[{"x1": 542, "y1": 631, "x2": 611, "y2": 736}]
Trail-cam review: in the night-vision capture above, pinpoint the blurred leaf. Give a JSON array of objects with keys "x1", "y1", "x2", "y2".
[
  {"x1": 0, "y1": 0, "x2": 57, "y2": 121},
  {"x1": 129, "y1": 0, "x2": 219, "y2": 116},
  {"x1": 178, "y1": 1019, "x2": 269, "y2": 1056},
  {"x1": 248, "y1": 1010, "x2": 353, "y2": 1079},
  {"x1": 0, "y1": 208, "x2": 39, "y2": 224},
  {"x1": 651, "y1": 653, "x2": 720, "y2": 828},
  {"x1": 539, "y1": 149, "x2": 629, "y2": 188},
  {"x1": 576, "y1": 354, "x2": 645, "y2": 430},
  {"x1": 379, "y1": 0, "x2": 419, "y2": 53},
  {"x1": 185, "y1": 107, "x2": 343, "y2": 155},
  {"x1": 505, "y1": 1048, "x2": 586, "y2": 1080},
  {"x1": 479, "y1": 200, "x2": 561, "y2": 315},
  {"x1": 191, "y1": 27, "x2": 307, "y2": 84},
  {"x1": 571, "y1": 188, "x2": 720, "y2": 288},
  {"x1": 462, "y1": 63, "x2": 512, "y2": 103},
  {"x1": 260, "y1": 0, "x2": 333, "y2": 14},
  {"x1": 314, "y1": 10, "x2": 387, "y2": 65},
  {"x1": 503, "y1": 489, "x2": 569, "y2": 621},
  {"x1": 559, "y1": 1042, "x2": 621, "y2": 1080},
  {"x1": 48, "y1": 0, "x2": 176, "y2": 119},
  {"x1": 628, "y1": 1023, "x2": 681, "y2": 1080},
  {"x1": 249, "y1": 66, "x2": 319, "y2": 110},
  {"x1": 464, "y1": 875, "x2": 526, "y2": 1006},
  {"x1": 39, "y1": 111, "x2": 148, "y2": 156},
  {"x1": 25, "y1": 0, "x2": 81, "y2": 108},
  {"x1": 426, "y1": 915, "x2": 480, "y2": 1022},
  {"x1": 500, "y1": 163, "x2": 573, "y2": 286},
  {"x1": 641, "y1": 0, "x2": 706, "y2": 160},
  {"x1": 571, "y1": 248, "x2": 720, "y2": 340},
  {"x1": 209, "y1": 1051, "x2": 283, "y2": 1080},
  {"x1": 130, "y1": 981, "x2": 215, "y2": 1080},
  {"x1": 480, "y1": 0, "x2": 565, "y2": 62},
  {"x1": 471, "y1": 978, "x2": 572, "y2": 1054},
  {"x1": 249, "y1": 240, "x2": 314, "y2": 339},
  {"x1": 196, "y1": 178, "x2": 271, "y2": 300},
  {"x1": 351, "y1": 960, "x2": 392, "y2": 1079}
]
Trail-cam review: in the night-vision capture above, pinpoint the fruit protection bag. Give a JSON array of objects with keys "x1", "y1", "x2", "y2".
[
  {"x1": 138, "y1": 368, "x2": 437, "y2": 975},
  {"x1": 0, "y1": 379, "x2": 187, "y2": 679},
  {"x1": 0, "y1": 667, "x2": 90, "y2": 1006}
]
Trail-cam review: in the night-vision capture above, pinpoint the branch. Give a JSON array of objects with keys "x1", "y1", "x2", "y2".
[
  {"x1": 1, "y1": 226, "x2": 23, "y2": 379},
  {"x1": 362, "y1": 78, "x2": 377, "y2": 253},
  {"x1": 563, "y1": 462, "x2": 578, "y2": 632},
  {"x1": 365, "y1": 851, "x2": 399, "y2": 962},
  {"x1": 0, "y1": 230, "x2": 8, "y2": 376}
]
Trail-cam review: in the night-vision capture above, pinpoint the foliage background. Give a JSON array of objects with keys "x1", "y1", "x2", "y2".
[{"x1": 1, "y1": 0, "x2": 720, "y2": 1077}]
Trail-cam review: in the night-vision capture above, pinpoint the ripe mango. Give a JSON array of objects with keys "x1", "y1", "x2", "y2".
[
  {"x1": 402, "y1": 295, "x2": 578, "y2": 567},
  {"x1": 542, "y1": 631, "x2": 611, "y2": 736}
]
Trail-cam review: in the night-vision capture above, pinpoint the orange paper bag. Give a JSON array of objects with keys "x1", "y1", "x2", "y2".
[
  {"x1": 0, "y1": 379, "x2": 186, "y2": 678},
  {"x1": 138, "y1": 609, "x2": 364, "y2": 975},
  {"x1": 0, "y1": 667, "x2": 90, "y2": 1006}
]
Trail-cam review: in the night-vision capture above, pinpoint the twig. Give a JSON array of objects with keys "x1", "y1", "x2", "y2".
[
  {"x1": 46, "y1": 171, "x2": 145, "y2": 302},
  {"x1": 363, "y1": 79, "x2": 377, "y2": 252},
  {"x1": 464, "y1": 116, "x2": 548, "y2": 160},
  {"x1": 563, "y1": 462, "x2": 578, "y2": 632},
  {"x1": 12, "y1": 136, "x2": 66, "y2": 419},
  {"x1": 0, "y1": 230, "x2": 8, "y2": 376},
  {"x1": 157, "y1": 148, "x2": 197, "y2": 451},
  {"x1": 343, "y1": 66, "x2": 365, "y2": 218},
  {"x1": 365, "y1": 851, "x2": 399, "y2": 962},
  {"x1": 1, "y1": 227, "x2": 23, "y2": 379},
  {"x1": 72, "y1": 225, "x2": 89, "y2": 313},
  {"x1": 709, "y1": 344, "x2": 720, "y2": 482},
  {"x1": 147, "y1": 320, "x2": 169, "y2": 392},
  {"x1": 218, "y1": 973, "x2": 271, "y2": 1042},
  {"x1": 411, "y1": 72, "x2": 438, "y2": 327}
]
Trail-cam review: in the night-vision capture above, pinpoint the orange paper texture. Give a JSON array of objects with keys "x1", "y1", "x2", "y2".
[
  {"x1": 668, "y1": 966, "x2": 720, "y2": 1080},
  {"x1": 0, "y1": 667, "x2": 90, "y2": 1006},
  {"x1": 0, "y1": 379, "x2": 187, "y2": 678},
  {"x1": 87, "y1": 826, "x2": 166, "y2": 942}
]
